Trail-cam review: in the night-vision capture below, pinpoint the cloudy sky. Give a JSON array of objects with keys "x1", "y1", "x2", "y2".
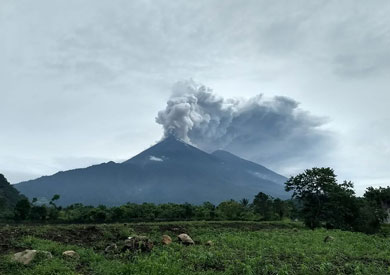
[{"x1": 1, "y1": 0, "x2": 389, "y2": 194}]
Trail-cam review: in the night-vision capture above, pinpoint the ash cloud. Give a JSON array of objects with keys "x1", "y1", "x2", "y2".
[{"x1": 156, "y1": 80, "x2": 332, "y2": 174}]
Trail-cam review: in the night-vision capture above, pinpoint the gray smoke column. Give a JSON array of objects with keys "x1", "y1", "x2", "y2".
[{"x1": 156, "y1": 80, "x2": 332, "y2": 173}]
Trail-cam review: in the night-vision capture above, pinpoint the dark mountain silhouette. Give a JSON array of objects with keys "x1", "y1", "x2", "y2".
[
  {"x1": 14, "y1": 136, "x2": 289, "y2": 206},
  {"x1": 0, "y1": 174, "x2": 25, "y2": 210}
]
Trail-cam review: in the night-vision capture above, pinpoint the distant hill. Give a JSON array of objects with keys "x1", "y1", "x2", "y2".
[
  {"x1": 15, "y1": 136, "x2": 289, "y2": 206},
  {"x1": 0, "y1": 174, "x2": 25, "y2": 210}
]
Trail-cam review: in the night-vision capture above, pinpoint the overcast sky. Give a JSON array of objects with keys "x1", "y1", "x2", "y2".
[{"x1": 1, "y1": 0, "x2": 390, "y2": 195}]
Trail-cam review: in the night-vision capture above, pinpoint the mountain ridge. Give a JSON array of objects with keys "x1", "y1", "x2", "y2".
[{"x1": 15, "y1": 136, "x2": 289, "y2": 206}]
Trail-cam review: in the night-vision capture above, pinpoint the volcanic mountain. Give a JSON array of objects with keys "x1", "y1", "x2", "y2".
[{"x1": 14, "y1": 136, "x2": 289, "y2": 206}]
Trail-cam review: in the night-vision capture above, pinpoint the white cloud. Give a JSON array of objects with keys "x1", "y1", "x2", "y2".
[
  {"x1": 0, "y1": 0, "x2": 389, "y2": 193},
  {"x1": 149, "y1": 156, "x2": 164, "y2": 162}
]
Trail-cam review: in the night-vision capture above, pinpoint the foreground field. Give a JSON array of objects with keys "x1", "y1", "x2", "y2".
[{"x1": 1, "y1": 221, "x2": 390, "y2": 275}]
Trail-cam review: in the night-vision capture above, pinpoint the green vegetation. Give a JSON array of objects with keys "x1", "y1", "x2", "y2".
[
  {"x1": 2, "y1": 191, "x2": 295, "y2": 224},
  {"x1": 2, "y1": 167, "x2": 390, "y2": 235},
  {"x1": 1, "y1": 221, "x2": 390, "y2": 274},
  {"x1": 0, "y1": 174, "x2": 26, "y2": 219},
  {"x1": 285, "y1": 167, "x2": 388, "y2": 233},
  {"x1": 2, "y1": 167, "x2": 390, "y2": 274}
]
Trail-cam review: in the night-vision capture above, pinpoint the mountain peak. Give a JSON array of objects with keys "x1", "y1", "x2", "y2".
[
  {"x1": 123, "y1": 134, "x2": 214, "y2": 164},
  {"x1": 161, "y1": 134, "x2": 187, "y2": 145},
  {"x1": 15, "y1": 136, "x2": 289, "y2": 206}
]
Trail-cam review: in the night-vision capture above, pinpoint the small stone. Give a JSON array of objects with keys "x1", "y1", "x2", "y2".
[
  {"x1": 205, "y1": 240, "x2": 213, "y2": 246},
  {"x1": 162, "y1": 235, "x2": 172, "y2": 245},
  {"x1": 177, "y1": 233, "x2": 194, "y2": 245},
  {"x1": 324, "y1": 236, "x2": 335, "y2": 243},
  {"x1": 62, "y1": 250, "x2": 79, "y2": 258}
]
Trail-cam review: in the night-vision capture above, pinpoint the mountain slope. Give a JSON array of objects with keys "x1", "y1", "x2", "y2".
[
  {"x1": 15, "y1": 137, "x2": 289, "y2": 206},
  {"x1": 211, "y1": 150, "x2": 287, "y2": 185},
  {"x1": 0, "y1": 174, "x2": 25, "y2": 209}
]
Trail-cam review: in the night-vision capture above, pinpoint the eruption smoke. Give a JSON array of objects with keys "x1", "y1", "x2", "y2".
[{"x1": 156, "y1": 80, "x2": 331, "y2": 173}]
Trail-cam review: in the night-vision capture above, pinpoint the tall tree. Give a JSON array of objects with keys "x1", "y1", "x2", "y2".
[
  {"x1": 14, "y1": 198, "x2": 31, "y2": 220},
  {"x1": 363, "y1": 186, "x2": 390, "y2": 223},
  {"x1": 253, "y1": 192, "x2": 274, "y2": 220},
  {"x1": 285, "y1": 167, "x2": 357, "y2": 229}
]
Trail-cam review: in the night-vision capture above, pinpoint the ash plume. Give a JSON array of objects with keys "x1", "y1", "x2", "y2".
[{"x1": 156, "y1": 80, "x2": 332, "y2": 173}]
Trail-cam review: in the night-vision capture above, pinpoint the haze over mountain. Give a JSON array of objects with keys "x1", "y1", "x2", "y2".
[{"x1": 14, "y1": 136, "x2": 288, "y2": 206}]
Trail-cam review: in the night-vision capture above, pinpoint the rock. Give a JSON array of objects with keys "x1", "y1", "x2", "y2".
[
  {"x1": 62, "y1": 250, "x2": 79, "y2": 258},
  {"x1": 205, "y1": 240, "x2": 213, "y2": 246},
  {"x1": 177, "y1": 233, "x2": 194, "y2": 245},
  {"x1": 122, "y1": 236, "x2": 154, "y2": 252},
  {"x1": 13, "y1": 249, "x2": 52, "y2": 265},
  {"x1": 13, "y1": 250, "x2": 37, "y2": 265},
  {"x1": 104, "y1": 243, "x2": 118, "y2": 254},
  {"x1": 324, "y1": 236, "x2": 335, "y2": 243},
  {"x1": 162, "y1": 235, "x2": 172, "y2": 245}
]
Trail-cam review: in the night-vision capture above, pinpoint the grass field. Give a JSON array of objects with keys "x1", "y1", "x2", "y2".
[{"x1": 1, "y1": 221, "x2": 390, "y2": 275}]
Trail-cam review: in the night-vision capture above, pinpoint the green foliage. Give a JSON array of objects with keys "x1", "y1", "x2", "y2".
[
  {"x1": 216, "y1": 200, "x2": 244, "y2": 220},
  {"x1": 29, "y1": 205, "x2": 48, "y2": 221},
  {"x1": 1, "y1": 221, "x2": 390, "y2": 274},
  {"x1": 285, "y1": 167, "x2": 383, "y2": 233},
  {"x1": 49, "y1": 194, "x2": 61, "y2": 209},
  {"x1": 253, "y1": 192, "x2": 274, "y2": 220},
  {"x1": 364, "y1": 186, "x2": 390, "y2": 220},
  {"x1": 3, "y1": 167, "x2": 389, "y2": 237},
  {"x1": 0, "y1": 174, "x2": 25, "y2": 218},
  {"x1": 14, "y1": 198, "x2": 31, "y2": 220}
]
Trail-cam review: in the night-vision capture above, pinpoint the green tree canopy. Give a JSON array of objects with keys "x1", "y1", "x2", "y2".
[{"x1": 285, "y1": 167, "x2": 358, "y2": 229}]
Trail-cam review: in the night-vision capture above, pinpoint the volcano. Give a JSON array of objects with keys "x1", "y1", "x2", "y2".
[{"x1": 14, "y1": 136, "x2": 289, "y2": 206}]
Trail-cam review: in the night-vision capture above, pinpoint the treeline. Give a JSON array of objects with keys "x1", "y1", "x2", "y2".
[
  {"x1": 2, "y1": 168, "x2": 390, "y2": 234},
  {"x1": 6, "y1": 192, "x2": 295, "y2": 224},
  {"x1": 285, "y1": 167, "x2": 390, "y2": 234}
]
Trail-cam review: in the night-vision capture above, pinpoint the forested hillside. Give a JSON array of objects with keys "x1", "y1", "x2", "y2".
[{"x1": 0, "y1": 174, "x2": 24, "y2": 215}]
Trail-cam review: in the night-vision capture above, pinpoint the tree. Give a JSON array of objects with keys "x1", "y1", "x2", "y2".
[
  {"x1": 253, "y1": 192, "x2": 274, "y2": 220},
  {"x1": 240, "y1": 198, "x2": 249, "y2": 208},
  {"x1": 285, "y1": 167, "x2": 357, "y2": 229},
  {"x1": 195, "y1": 202, "x2": 216, "y2": 220},
  {"x1": 47, "y1": 194, "x2": 60, "y2": 220},
  {"x1": 14, "y1": 198, "x2": 31, "y2": 220},
  {"x1": 30, "y1": 205, "x2": 48, "y2": 221},
  {"x1": 363, "y1": 187, "x2": 390, "y2": 223},
  {"x1": 273, "y1": 198, "x2": 288, "y2": 220},
  {"x1": 353, "y1": 197, "x2": 383, "y2": 234},
  {"x1": 49, "y1": 194, "x2": 60, "y2": 208},
  {"x1": 110, "y1": 206, "x2": 125, "y2": 221},
  {"x1": 217, "y1": 200, "x2": 244, "y2": 220},
  {"x1": 183, "y1": 203, "x2": 194, "y2": 219}
]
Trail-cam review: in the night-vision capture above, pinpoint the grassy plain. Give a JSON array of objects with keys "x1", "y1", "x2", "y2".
[{"x1": 1, "y1": 221, "x2": 390, "y2": 275}]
